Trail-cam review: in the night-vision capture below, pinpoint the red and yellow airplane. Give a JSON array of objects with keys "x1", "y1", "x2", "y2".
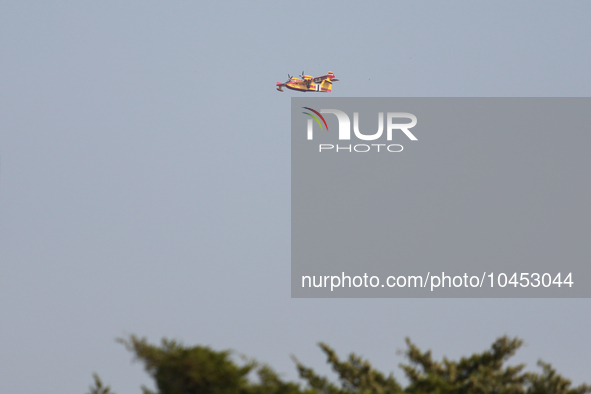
[{"x1": 276, "y1": 71, "x2": 339, "y2": 92}]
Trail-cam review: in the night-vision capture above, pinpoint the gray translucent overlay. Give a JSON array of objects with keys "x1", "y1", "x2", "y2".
[{"x1": 292, "y1": 98, "x2": 590, "y2": 298}]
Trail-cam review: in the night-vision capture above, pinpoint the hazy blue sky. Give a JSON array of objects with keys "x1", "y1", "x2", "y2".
[{"x1": 1, "y1": 2, "x2": 590, "y2": 393}]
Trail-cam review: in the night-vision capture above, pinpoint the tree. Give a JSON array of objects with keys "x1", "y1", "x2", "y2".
[
  {"x1": 87, "y1": 373, "x2": 116, "y2": 394},
  {"x1": 88, "y1": 335, "x2": 590, "y2": 394}
]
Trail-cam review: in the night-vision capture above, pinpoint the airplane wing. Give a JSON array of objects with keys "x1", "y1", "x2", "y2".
[{"x1": 312, "y1": 72, "x2": 338, "y2": 83}]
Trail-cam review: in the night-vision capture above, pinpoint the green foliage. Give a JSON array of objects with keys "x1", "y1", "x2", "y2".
[
  {"x1": 398, "y1": 336, "x2": 527, "y2": 394},
  {"x1": 109, "y1": 335, "x2": 304, "y2": 394},
  {"x1": 525, "y1": 361, "x2": 591, "y2": 394},
  {"x1": 88, "y1": 335, "x2": 590, "y2": 394},
  {"x1": 293, "y1": 343, "x2": 402, "y2": 394},
  {"x1": 87, "y1": 373, "x2": 116, "y2": 394},
  {"x1": 118, "y1": 335, "x2": 255, "y2": 394}
]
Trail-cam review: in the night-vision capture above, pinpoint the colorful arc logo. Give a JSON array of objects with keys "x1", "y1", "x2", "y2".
[{"x1": 301, "y1": 107, "x2": 328, "y2": 131}]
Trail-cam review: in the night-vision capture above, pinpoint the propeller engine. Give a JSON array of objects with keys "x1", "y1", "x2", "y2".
[{"x1": 300, "y1": 71, "x2": 312, "y2": 88}]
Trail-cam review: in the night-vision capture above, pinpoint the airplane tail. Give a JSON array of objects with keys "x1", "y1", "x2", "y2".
[
  {"x1": 320, "y1": 79, "x2": 333, "y2": 92},
  {"x1": 326, "y1": 71, "x2": 339, "y2": 81},
  {"x1": 315, "y1": 71, "x2": 338, "y2": 92}
]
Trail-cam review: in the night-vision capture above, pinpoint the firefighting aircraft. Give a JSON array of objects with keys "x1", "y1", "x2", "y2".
[{"x1": 276, "y1": 71, "x2": 339, "y2": 92}]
